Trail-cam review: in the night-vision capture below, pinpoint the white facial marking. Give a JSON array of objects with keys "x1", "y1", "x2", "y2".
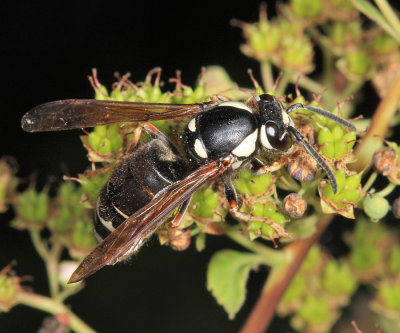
[
  {"x1": 282, "y1": 110, "x2": 295, "y2": 127},
  {"x1": 260, "y1": 125, "x2": 273, "y2": 150},
  {"x1": 188, "y1": 118, "x2": 196, "y2": 132},
  {"x1": 232, "y1": 130, "x2": 258, "y2": 157},
  {"x1": 281, "y1": 111, "x2": 290, "y2": 125},
  {"x1": 219, "y1": 101, "x2": 253, "y2": 113},
  {"x1": 194, "y1": 138, "x2": 208, "y2": 158},
  {"x1": 231, "y1": 161, "x2": 243, "y2": 170}
]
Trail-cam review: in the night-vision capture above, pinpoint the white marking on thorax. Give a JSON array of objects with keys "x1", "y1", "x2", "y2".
[
  {"x1": 112, "y1": 203, "x2": 130, "y2": 219},
  {"x1": 96, "y1": 209, "x2": 116, "y2": 232},
  {"x1": 194, "y1": 138, "x2": 208, "y2": 158},
  {"x1": 232, "y1": 130, "x2": 258, "y2": 157},
  {"x1": 219, "y1": 101, "x2": 253, "y2": 113},
  {"x1": 188, "y1": 118, "x2": 196, "y2": 132}
]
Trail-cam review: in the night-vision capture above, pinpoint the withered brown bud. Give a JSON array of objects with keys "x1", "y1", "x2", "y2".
[
  {"x1": 282, "y1": 193, "x2": 307, "y2": 219},
  {"x1": 373, "y1": 147, "x2": 398, "y2": 175},
  {"x1": 159, "y1": 228, "x2": 191, "y2": 251},
  {"x1": 287, "y1": 150, "x2": 318, "y2": 182},
  {"x1": 392, "y1": 197, "x2": 400, "y2": 219}
]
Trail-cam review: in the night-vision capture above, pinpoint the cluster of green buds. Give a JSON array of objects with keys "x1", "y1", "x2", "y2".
[
  {"x1": 11, "y1": 182, "x2": 95, "y2": 260},
  {"x1": 49, "y1": 182, "x2": 96, "y2": 257},
  {"x1": 233, "y1": 169, "x2": 290, "y2": 240},
  {"x1": 278, "y1": 216, "x2": 400, "y2": 332},
  {"x1": 12, "y1": 186, "x2": 49, "y2": 230},
  {"x1": 0, "y1": 157, "x2": 17, "y2": 213},
  {"x1": 236, "y1": 4, "x2": 314, "y2": 74},
  {"x1": 278, "y1": 246, "x2": 357, "y2": 333},
  {"x1": 320, "y1": 169, "x2": 363, "y2": 218},
  {"x1": 82, "y1": 68, "x2": 209, "y2": 164},
  {"x1": 0, "y1": 266, "x2": 21, "y2": 312},
  {"x1": 347, "y1": 219, "x2": 400, "y2": 329},
  {"x1": 290, "y1": 95, "x2": 357, "y2": 160}
]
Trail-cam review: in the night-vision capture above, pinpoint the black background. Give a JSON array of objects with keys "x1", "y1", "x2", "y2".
[{"x1": 1, "y1": 1, "x2": 397, "y2": 332}]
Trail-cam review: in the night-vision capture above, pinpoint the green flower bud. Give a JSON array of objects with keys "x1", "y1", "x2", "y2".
[
  {"x1": 191, "y1": 187, "x2": 219, "y2": 218},
  {"x1": 378, "y1": 283, "x2": 400, "y2": 310},
  {"x1": 322, "y1": 261, "x2": 357, "y2": 295},
  {"x1": 15, "y1": 188, "x2": 49, "y2": 225},
  {"x1": 333, "y1": 140, "x2": 347, "y2": 159},
  {"x1": 372, "y1": 33, "x2": 398, "y2": 55},
  {"x1": 88, "y1": 132, "x2": 102, "y2": 151},
  {"x1": 388, "y1": 246, "x2": 400, "y2": 274},
  {"x1": 234, "y1": 169, "x2": 271, "y2": 195},
  {"x1": 97, "y1": 138, "x2": 112, "y2": 154},
  {"x1": 341, "y1": 188, "x2": 361, "y2": 203},
  {"x1": 298, "y1": 295, "x2": 330, "y2": 325},
  {"x1": 346, "y1": 51, "x2": 373, "y2": 76},
  {"x1": 345, "y1": 174, "x2": 361, "y2": 190},
  {"x1": 363, "y1": 194, "x2": 389, "y2": 221},
  {"x1": 248, "y1": 220, "x2": 263, "y2": 231},
  {"x1": 291, "y1": 0, "x2": 323, "y2": 19},
  {"x1": 0, "y1": 268, "x2": 19, "y2": 312},
  {"x1": 282, "y1": 275, "x2": 307, "y2": 301},
  {"x1": 331, "y1": 125, "x2": 344, "y2": 141}
]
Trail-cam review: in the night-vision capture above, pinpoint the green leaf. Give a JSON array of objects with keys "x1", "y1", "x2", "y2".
[
  {"x1": 207, "y1": 249, "x2": 264, "y2": 319},
  {"x1": 351, "y1": 0, "x2": 400, "y2": 43}
]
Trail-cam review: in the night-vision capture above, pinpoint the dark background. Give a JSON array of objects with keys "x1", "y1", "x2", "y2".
[
  {"x1": 1, "y1": 1, "x2": 289, "y2": 333},
  {"x1": 1, "y1": 1, "x2": 397, "y2": 333}
]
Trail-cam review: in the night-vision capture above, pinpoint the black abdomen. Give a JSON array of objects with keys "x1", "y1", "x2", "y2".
[{"x1": 95, "y1": 139, "x2": 189, "y2": 240}]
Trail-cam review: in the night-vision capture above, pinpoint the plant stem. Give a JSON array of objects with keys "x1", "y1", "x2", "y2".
[
  {"x1": 240, "y1": 214, "x2": 333, "y2": 333},
  {"x1": 276, "y1": 71, "x2": 291, "y2": 96},
  {"x1": 226, "y1": 230, "x2": 286, "y2": 267},
  {"x1": 375, "y1": 182, "x2": 397, "y2": 197},
  {"x1": 340, "y1": 81, "x2": 364, "y2": 107},
  {"x1": 290, "y1": 73, "x2": 325, "y2": 95},
  {"x1": 16, "y1": 291, "x2": 96, "y2": 333},
  {"x1": 47, "y1": 242, "x2": 63, "y2": 300},
  {"x1": 29, "y1": 230, "x2": 49, "y2": 262},
  {"x1": 362, "y1": 172, "x2": 378, "y2": 193},
  {"x1": 260, "y1": 60, "x2": 274, "y2": 92},
  {"x1": 30, "y1": 229, "x2": 64, "y2": 299}
]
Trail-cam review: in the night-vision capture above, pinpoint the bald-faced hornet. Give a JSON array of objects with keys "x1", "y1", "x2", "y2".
[{"x1": 22, "y1": 93, "x2": 355, "y2": 283}]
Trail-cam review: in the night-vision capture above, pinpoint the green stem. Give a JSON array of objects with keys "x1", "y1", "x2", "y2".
[
  {"x1": 16, "y1": 291, "x2": 96, "y2": 333},
  {"x1": 374, "y1": 0, "x2": 400, "y2": 40},
  {"x1": 289, "y1": 73, "x2": 325, "y2": 95},
  {"x1": 29, "y1": 230, "x2": 49, "y2": 262},
  {"x1": 362, "y1": 172, "x2": 378, "y2": 193},
  {"x1": 340, "y1": 81, "x2": 364, "y2": 104},
  {"x1": 58, "y1": 284, "x2": 85, "y2": 302},
  {"x1": 276, "y1": 71, "x2": 291, "y2": 96},
  {"x1": 226, "y1": 230, "x2": 287, "y2": 267},
  {"x1": 29, "y1": 230, "x2": 63, "y2": 299},
  {"x1": 276, "y1": 173, "x2": 301, "y2": 192},
  {"x1": 321, "y1": 48, "x2": 336, "y2": 109},
  {"x1": 260, "y1": 60, "x2": 274, "y2": 92},
  {"x1": 47, "y1": 242, "x2": 63, "y2": 300},
  {"x1": 375, "y1": 182, "x2": 397, "y2": 197}
]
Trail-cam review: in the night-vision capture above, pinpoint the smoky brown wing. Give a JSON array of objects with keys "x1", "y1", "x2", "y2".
[
  {"x1": 68, "y1": 158, "x2": 231, "y2": 283},
  {"x1": 22, "y1": 99, "x2": 212, "y2": 132}
]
